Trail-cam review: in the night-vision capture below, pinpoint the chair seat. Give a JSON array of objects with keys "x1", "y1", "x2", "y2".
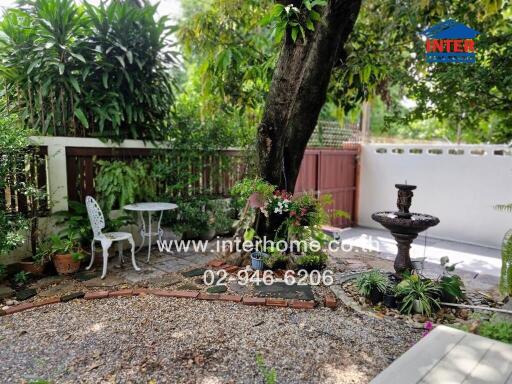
[{"x1": 95, "y1": 232, "x2": 132, "y2": 242}]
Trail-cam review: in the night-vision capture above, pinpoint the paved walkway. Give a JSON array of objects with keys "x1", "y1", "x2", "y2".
[
  {"x1": 339, "y1": 226, "x2": 501, "y2": 290},
  {"x1": 371, "y1": 325, "x2": 512, "y2": 384}
]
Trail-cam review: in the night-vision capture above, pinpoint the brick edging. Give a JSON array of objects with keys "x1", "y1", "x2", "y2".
[{"x1": 1, "y1": 288, "x2": 337, "y2": 317}]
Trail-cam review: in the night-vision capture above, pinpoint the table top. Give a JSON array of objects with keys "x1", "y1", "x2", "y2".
[{"x1": 123, "y1": 202, "x2": 178, "y2": 212}]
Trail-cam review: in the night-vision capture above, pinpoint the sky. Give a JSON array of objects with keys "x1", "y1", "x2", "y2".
[{"x1": 0, "y1": 0, "x2": 183, "y2": 19}]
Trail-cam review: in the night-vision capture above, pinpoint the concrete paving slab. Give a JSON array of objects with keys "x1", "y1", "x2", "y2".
[{"x1": 254, "y1": 282, "x2": 315, "y2": 300}]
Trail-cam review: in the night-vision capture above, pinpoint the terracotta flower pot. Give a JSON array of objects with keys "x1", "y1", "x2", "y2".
[
  {"x1": 52, "y1": 253, "x2": 81, "y2": 275},
  {"x1": 19, "y1": 259, "x2": 46, "y2": 277}
]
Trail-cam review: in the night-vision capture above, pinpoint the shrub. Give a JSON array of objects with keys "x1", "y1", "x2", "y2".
[
  {"x1": 0, "y1": 0, "x2": 176, "y2": 140},
  {"x1": 478, "y1": 321, "x2": 512, "y2": 344},
  {"x1": 296, "y1": 250, "x2": 328, "y2": 271},
  {"x1": 263, "y1": 248, "x2": 288, "y2": 270},
  {"x1": 395, "y1": 274, "x2": 440, "y2": 316},
  {"x1": 439, "y1": 275, "x2": 464, "y2": 302},
  {"x1": 356, "y1": 270, "x2": 389, "y2": 297}
]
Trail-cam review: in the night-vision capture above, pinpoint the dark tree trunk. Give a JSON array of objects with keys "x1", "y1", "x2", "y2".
[{"x1": 256, "y1": 0, "x2": 361, "y2": 236}]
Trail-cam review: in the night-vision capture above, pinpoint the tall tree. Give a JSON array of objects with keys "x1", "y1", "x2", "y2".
[
  {"x1": 256, "y1": 0, "x2": 361, "y2": 233},
  {"x1": 258, "y1": 0, "x2": 361, "y2": 191}
]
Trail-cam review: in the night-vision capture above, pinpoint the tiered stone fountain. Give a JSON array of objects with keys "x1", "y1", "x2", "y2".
[{"x1": 371, "y1": 184, "x2": 440, "y2": 274}]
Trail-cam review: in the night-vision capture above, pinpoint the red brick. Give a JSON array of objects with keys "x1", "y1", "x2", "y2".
[
  {"x1": 168, "y1": 290, "x2": 200, "y2": 299},
  {"x1": 325, "y1": 295, "x2": 337, "y2": 309},
  {"x1": 266, "y1": 298, "x2": 288, "y2": 307},
  {"x1": 109, "y1": 289, "x2": 133, "y2": 298},
  {"x1": 208, "y1": 260, "x2": 225, "y2": 268},
  {"x1": 133, "y1": 288, "x2": 149, "y2": 296},
  {"x1": 33, "y1": 297, "x2": 60, "y2": 308},
  {"x1": 223, "y1": 265, "x2": 239, "y2": 274},
  {"x1": 4, "y1": 302, "x2": 35, "y2": 315},
  {"x1": 242, "y1": 297, "x2": 266, "y2": 306},
  {"x1": 289, "y1": 300, "x2": 315, "y2": 310},
  {"x1": 151, "y1": 289, "x2": 174, "y2": 297},
  {"x1": 84, "y1": 291, "x2": 110, "y2": 300},
  {"x1": 197, "y1": 293, "x2": 220, "y2": 300},
  {"x1": 218, "y1": 294, "x2": 242, "y2": 302}
]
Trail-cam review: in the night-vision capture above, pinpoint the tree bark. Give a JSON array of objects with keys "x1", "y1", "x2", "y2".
[{"x1": 256, "y1": 0, "x2": 361, "y2": 235}]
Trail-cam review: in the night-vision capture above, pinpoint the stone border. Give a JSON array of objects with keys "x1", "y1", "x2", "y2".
[
  {"x1": 0, "y1": 259, "x2": 338, "y2": 317},
  {"x1": 0, "y1": 288, "x2": 337, "y2": 317}
]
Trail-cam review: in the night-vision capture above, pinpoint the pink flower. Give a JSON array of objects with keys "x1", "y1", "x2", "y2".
[{"x1": 421, "y1": 321, "x2": 433, "y2": 338}]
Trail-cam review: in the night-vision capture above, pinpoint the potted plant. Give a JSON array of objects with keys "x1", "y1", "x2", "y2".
[
  {"x1": 244, "y1": 228, "x2": 267, "y2": 270},
  {"x1": 50, "y1": 233, "x2": 85, "y2": 275},
  {"x1": 382, "y1": 284, "x2": 398, "y2": 308},
  {"x1": 19, "y1": 241, "x2": 51, "y2": 277},
  {"x1": 395, "y1": 274, "x2": 441, "y2": 316},
  {"x1": 356, "y1": 269, "x2": 389, "y2": 305}
]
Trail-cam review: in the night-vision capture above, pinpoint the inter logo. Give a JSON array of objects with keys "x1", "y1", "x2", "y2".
[{"x1": 422, "y1": 19, "x2": 480, "y2": 63}]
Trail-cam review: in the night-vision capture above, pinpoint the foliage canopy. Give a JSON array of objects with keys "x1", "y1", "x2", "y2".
[{"x1": 0, "y1": 0, "x2": 177, "y2": 141}]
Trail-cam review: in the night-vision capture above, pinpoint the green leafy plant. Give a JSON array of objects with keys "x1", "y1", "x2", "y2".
[
  {"x1": 0, "y1": 0, "x2": 176, "y2": 141},
  {"x1": 14, "y1": 271, "x2": 30, "y2": 286},
  {"x1": 256, "y1": 353, "x2": 277, "y2": 384},
  {"x1": 395, "y1": 274, "x2": 441, "y2": 316},
  {"x1": 95, "y1": 160, "x2": 156, "y2": 213},
  {"x1": 439, "y1": 275, "x2": 464, "y2": 303},
  {"x1": 478, "y1": 321, "x2": 512, "y2": 344},
  {"x1": 32, "y1": 240, "x2": 52, "y2": 266},
  {"x1": 49, "y1": 233, "x2": 85, "y2": 262},
  {"x1": 230, "y1": 178, "x2": 275, "y2": 211},
  {"x1": 166, "y1": 198, "x2": 210, "y2": 238},
  {"x1": 495, "y1": 202, "x2": 512, "y2": 296},
  {"x1": 207, "y1": 200, "x2": 234, "y2": 235},
  {"x1": 261, "y1": 0, "x2": 327, "y2": 43},
  {"x1": 263, "y1": 247, "x2": 288, "y2": 270},
  {"x1": 356, "y1": 270, "x2": 389, "y2": 297},
  {"x1": 296, "y1": 250, "x2": 328, "y2": 271},
  {"x1": 500, "y1": 231, "x2": 512, "y2": 296}
]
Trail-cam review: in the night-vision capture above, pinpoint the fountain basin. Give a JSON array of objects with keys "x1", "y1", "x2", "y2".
[{"x1": 371, "y1": 211, "x2": 439, "y2": 235}]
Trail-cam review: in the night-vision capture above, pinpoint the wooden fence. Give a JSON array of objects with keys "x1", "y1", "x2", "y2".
[
  {"x1": 66, "y1": 147, "x2": 248, "y2": 205},
  {"x1": 6, "y1": 138, "x2": 359, "y2": 228},
  {"x1": 296, "y1": 147, "x2": 359, "y2": 228}
]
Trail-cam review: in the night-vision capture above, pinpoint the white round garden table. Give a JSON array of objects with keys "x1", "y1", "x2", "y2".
[{"x1": 123, "y1": 202, "x2": 178, "y2": 262}]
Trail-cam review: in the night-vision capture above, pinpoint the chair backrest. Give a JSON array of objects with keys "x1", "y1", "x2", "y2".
[{"x1": 85, "y1": 196, "x2": 105, "y2": 237}]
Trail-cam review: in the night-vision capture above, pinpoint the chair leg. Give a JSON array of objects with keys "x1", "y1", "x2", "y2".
[
  {"x1": 117, "y1": 242, "x2": 124, "y2": 266},
  {"x1": 129, "y1": 236, "x2": 140, "y2": 272},
  {"x1": 86, "y1": 240, "x2": 95, "y2": 270},
  {"x1": 100, "y1": 239, "x2": 112, "y2": 279}
]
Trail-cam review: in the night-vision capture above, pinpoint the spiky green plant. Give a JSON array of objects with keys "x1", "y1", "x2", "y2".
[
  {"x1": 500, "y1": 230, "x2": 512, "y2": 296},
  {"x1": 395, "y1": 274, "x2": 440, "y2": 316},
  {"x1": 356, "y1": 269, "x2": 389, "y2": 297},
  {"x1": 495, "y1": 203, "x2": 512, "y2": 296}
]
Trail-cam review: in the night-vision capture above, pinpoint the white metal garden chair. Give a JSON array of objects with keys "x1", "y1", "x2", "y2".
[{"x1": 85, "y1": 196, "x2": 141, "y2": 279}]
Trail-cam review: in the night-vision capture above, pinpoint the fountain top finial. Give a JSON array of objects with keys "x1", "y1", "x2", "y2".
[{"x1": 395, "y1": 183, "x2": 417, "y2": 191}]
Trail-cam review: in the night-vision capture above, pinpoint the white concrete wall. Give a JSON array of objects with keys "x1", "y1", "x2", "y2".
[{"x1": 358, "y1": 144, "x2": 512, "y2": 249}]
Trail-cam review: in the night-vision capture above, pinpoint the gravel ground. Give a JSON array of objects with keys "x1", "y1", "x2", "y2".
[{"x1": 0, "y1": 296, "x2": 421, "y2": 384}]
